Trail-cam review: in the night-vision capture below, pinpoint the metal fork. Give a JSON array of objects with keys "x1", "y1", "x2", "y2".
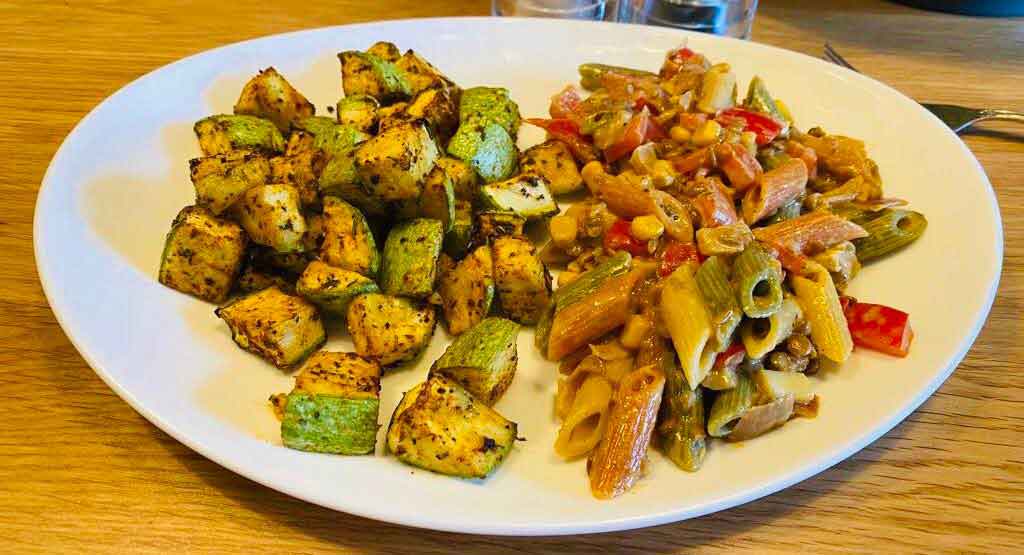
[{"x1": 823, "y1": 43, "x2": 1024, "y2": 134}]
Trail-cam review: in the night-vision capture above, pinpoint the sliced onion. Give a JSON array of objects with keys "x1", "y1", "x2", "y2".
[
  {"x1": 650, "y1": 190, "x2": 695, "y2": 242},
  {"x1": 728, "y1": 394, "x2": 794, "y2": 441}
]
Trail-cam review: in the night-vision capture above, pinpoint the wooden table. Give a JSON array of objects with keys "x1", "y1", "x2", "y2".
[{"x1": 3, "y1": 1, "x2": 1021, "y2": 552}]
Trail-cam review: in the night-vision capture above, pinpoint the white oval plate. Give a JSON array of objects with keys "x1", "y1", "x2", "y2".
[{"x1": 34, "y1": 17, "x2": 1002, "y2": 535}]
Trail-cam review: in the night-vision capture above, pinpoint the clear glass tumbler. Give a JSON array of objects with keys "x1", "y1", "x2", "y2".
[
  {"x1": 491, "y1": 0, "x2": 612, "y2": 20},
  {"x1": 617, "y1": 0, "x2": 759, "y2": 38}
]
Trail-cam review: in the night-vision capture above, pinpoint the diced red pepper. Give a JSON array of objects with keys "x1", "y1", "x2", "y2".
[
  {"x1": 844, "y1": 301, "x2": 914, "y2": 357},
  {"x1": 549, "y1": 85, "x2": 583, "y2": 121},
  {"x1": 660, "y1": 47, "x2": 701, "y2": 79},
  {"x1": 717, "y1": 107, "x2": 786, "y2": 146},
  {"x1": 603, "y1": 108, "x2": 666, "y2": 163},
  {"x1": 715, "y1": 142, "x2": 764, "y2": 192},
  {"x1": 525, "y1": 117, "x2": 598, "y2": 163},
  {"x1": 676, "y1": 112, "x2": 708, "y2": 131},
  {"x1": 657, "y1": 240, "x2": 702, "y2": 277},
  {"x1": 713, "y1": 341, "x2": 746, "y2": 369},
  {"x1": 839, "y1": 295, "x2": 857, "y2": 313},
  {"x1": 604, "y1": 219, "x2": 649, "y2": 257}
]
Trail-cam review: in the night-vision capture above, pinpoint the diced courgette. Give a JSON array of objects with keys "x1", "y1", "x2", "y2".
[
  {"x1": 189, "y1": 150, "x2": 270, "y2": 215},
  {"x1": 215, "y1": 286, "x2": 326, "y2": 368},
  {"x1": 443, "y1": 199, "x2": 474, "y2": 259},
  {"x1": 474, "y1": 211, "x2": 526, "y2": 245},
  {"x1": 492, "y1": 235, "x2": 552, "y2": 325},
  {"x1": 416, "y1": 165, "x2": 456, "y2": 233},
  {"x1": 519, "y1": 140, "x2": 583, "y2": 196},
  {"x1": 447, "y1": 121, "x2": 517, "y2": 184},
  {"x1": 194, "y1": 114, "x2": 285, "y2": 156},
  {"x1": 479, "y1": 174, "x2": 558, "y2": 220},
  {"x1": 394, "y1": 49, "x2": 458, "y2": 96},
  {"x1": 459, "y1": 86, "x2": 521, "y2": 137},
  {"x1": 437, "y1": 246, "x2": 495, "y2": 335},
  {"x1": 406, "y1": 87, "x2": 459, "y2": 144},
  {"x1": 236, "y1": 264, "x2": 294, "y2": 294},
  {"x1": 232, "y1": 183, "x2": 307, "y2": 253},
  {"x1": 336, "y1": 94, "x2": 380, "y2": 133},
  {"x1": 355, "y1": 120, "x2": 439, "y2": 202},
  {"x1": 338, "y1": 50, "x2": 411, "y2": 104},
  {"x1": 158, "y1": 205, "x2": 247, "y2": 303},
  {"x1": 436, "y1": 157, "x2": 479, "y2": 201},
  {"x1": 233, "y1": 67, "x2": 315, "y2": 132},
  {"x1": 296, "y1": 260, "x2": 380, "y2": 317},
  {"x1": 269, "y1": 149, "x2": 326, "y2": 209},
  {"x1": 432, "y1": 317, "x2": 519, "y2": 405},
  {"x1": 366, "y1": 41, "x2": 401, "y2": 62},
  {"x1": 281, "y1": 351, "x2": 381, "y2": 455},
  {"x1": 386, "y1": 375, "x2": 518, "y2": 478},
  {"x1": 380, "y1": 218, "x2": 444, "y2": 299},
  {"x1": 347, "y1": 293, "x2": 437, "y2": 366},
  {"x1": 320, "y1": 196, "x2": 380, "y2": 277}
]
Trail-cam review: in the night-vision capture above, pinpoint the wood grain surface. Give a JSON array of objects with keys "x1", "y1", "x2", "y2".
[{"x1": 2, "y1": 1, "x2": 1022, "y2": 553}]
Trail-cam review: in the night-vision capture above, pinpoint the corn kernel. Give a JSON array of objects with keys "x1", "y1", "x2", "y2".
[
  {"x1": 669, "y1": 125, "x2": 691, "y2": 144},
  {"x1": 651, "y1": 159, "x2": 676, "y2": 188},
  {"x1": 549, "y1": 214, "x2": 578, "y2": 249},
  {"x1": 581, "y1": 160, "x2": 605, "y2": 194},
  {"x1": 692, "y1": 120, "x2": 722, "y2": 147},
  {"x1": 740, "y1": 131, "x2": 758, "y2": 155},
  {"x1": 630, "y1": 215, "x2": 665, "y2": 242},
  {"x1": 620, "y1": 315, "x2": 652, "y2": 350}
]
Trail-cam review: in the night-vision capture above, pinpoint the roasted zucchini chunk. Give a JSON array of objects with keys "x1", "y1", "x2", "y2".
[
  {"x1": 233, "y1": 67, "x2": 315, "y2": 132},
  {"x1": 281, "y1": 351, "x2": 381, "y2": 455},
  {"x1": 236, "y1": 264, "x2": 294, "y2": 294},
  {"x1": 320, "y1": 196, "x2": 380, "y2": 277},
  {"x1": 355, "y1": 120, "x2": 439, "y2": 202},
  {"x1": 248, "y1": 246, "x2": 311, "y2": 276},
  {"x1": 216, "y1": 286, "x2": 326, "y2": 368},
  {"x1": 474, "y1": 211, "x2": 526, "y2": 245},
  {"x1": 436, "y1": 157, "x2": 478, "y2": 201},
  {"x1": 432, "y1": 317, "x2": 518, "y2": 405},
  {"x1": 437, "y1": 247, "x2": 495, "y2": 336},
  {"x1": 386, "y1": 375, "x2": 517, "y2": 478},
  {"x1": 406, "y1": 87, "x2": 459, "y2": 144},
  {"x1": 296, "y1": 260, "x2": 380, "y2": 318},
  {"x1": 347, "y1": 293, "x2": 437, "y2": 366},
  {"x1": 416, "y1": 165, "x2": 456, "y2": 233},
  {"x1": 519, "y1": 140, "x2": 583, "y2": 196},
  {"x1": 269, "y1": 149, "x2": 327, "y2": 209},
  {"x1": 189, "y1": 150, "x2": 270, "y2": 216},
  {"x1": 194, "y1": 114, "x2": 285, "y2": 156},
  {"x1": 447, "y1": 121, "x2": 517, "y2": 184},
  {"x1": 338, "y1": 50, "x2": 411, "y2": 104},
  {"x1": 158, "y1": 206, "x2": 247, "y2": 303},
  {"x1": 394, "y1": 49, "x2": 458, "y2": 96},
  {"x1": 380, "y1": 218, "x2": 444, "y2": 299},
  {"x1": 375, "y1": 101, "x2": 411, "y2": 132},
  {"x1": 492, "y1": 235, "x2": 552, "y2": 325},
  {"x1": 479, "y1": 174, "x2": 558, "y2": 221},
  {"x1": 443, "y1": 199, "x2": 474, "y2": 259},
  {"x1": 232, "y1": 183, "x2": 307, "y2": 253},
  {"x1": 336, "y1": 94, "x2": 380, "y2": 133},
  {"x1": 366, "y1": 41, "x2": 401, "y2": 62},
  {"x1": 459, "y1": 87, "x2": 521, "y2": 137},
  {"x1": 285, "y1": 129, "x2": 316, "y2": 156}
]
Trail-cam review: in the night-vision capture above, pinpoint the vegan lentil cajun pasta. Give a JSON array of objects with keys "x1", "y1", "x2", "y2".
[{"x1": 534, "y1": 44, "x2": 925, "y2": 498}]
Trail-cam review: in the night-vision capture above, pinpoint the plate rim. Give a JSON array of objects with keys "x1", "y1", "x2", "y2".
[{"x1": 33, "y1": 16, "x2": 1005, "y2": 535}]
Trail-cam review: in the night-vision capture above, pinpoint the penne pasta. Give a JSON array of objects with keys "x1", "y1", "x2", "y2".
[
  {"x1": 740, "y1": 295, "x2": 803, "y2": 358},
  {"x1": 555, "y1": 374, "x2": 614, "y2": 459},
  {"x1": 707, "y1": 372, "x2": 756, "y2": 437},
  {"x1": 854, "y1": 209, "x2": 927, "y2": 262},
  {"x1": 764, "y1": 198, "x2": 802, "y2": 225},
  {"x1": 790, "y1": 260, "x2": 853, "y2": 363},
  {"x1": 695, "y1": 256, "x2": 743, "y2": 351},
  {"x1": 588, "y1": 364, "x2": 666, "y2": 499},
  {"x1": 695, "y1": 222, "x2": 754, "y2": 256},
  {"x1": 753, "y1": 210, "x2": 868, "y2": 256},
  {"x1": 742, "y1": 158, "x2": 808, "y2": 224},
  {"x1": 661, "y1": 262, "x2": 717, "y2": 389},
  {"x1": 555, "y1": 354, "x2": 603, "y2": 419},
  {"x1": 733, "y1": 242, "x2": 784, "y2": 318}
]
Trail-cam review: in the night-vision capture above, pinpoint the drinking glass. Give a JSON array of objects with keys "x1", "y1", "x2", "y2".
[
  {"x1": 616, "y1": 0, "x2": 759, "y2": 38},
  {"x1": 491, "y1": 0, "x2": 612, "y2": 20}
]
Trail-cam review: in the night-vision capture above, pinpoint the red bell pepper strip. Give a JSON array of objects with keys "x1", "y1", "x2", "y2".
[
  {"x1": 603, "y1": 219, "x2": 649, "y2": 257},
  {"x1": 843, "y1": 301, "x2": 914, "y2": 357},
  {"x1": 657, "y1": 240, "x2": 702, "y2": 277},
  {"x1": 717, "y1": 107, "x2": 786, "y2": 146},
  {"x1": 713, "y1": 341, "x2": 746, "y2": 369},
  {"x1": 524, "y1": 117, "x2": 598, "y2": 163},
  {"x1": 603, "y1": 109, "x2": 666, "y2": 163}
]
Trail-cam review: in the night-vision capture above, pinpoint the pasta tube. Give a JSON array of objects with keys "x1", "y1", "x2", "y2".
[
  {"x1": 555, "y1": 374, "x2": 614, "y2": 459},
  {"x1": 707, "y1": 372, "x2": 756, "y2": 437},
  {"x1": 740, "y1": 295, "x2": 803, "y2": 358},
  {"x1": 791, "y1": 261, "x2": 853, "y2": 363},
  {"x1": 661, "y1": 263, "x2": 717, "y2": 389},
  {"x1": 753, "y1": 210, "x2": 868, "y2": 256},
  {"x1": 765, "y1": 198, "x2": 802, "y2": 225},
  {"x1": 742, "y1": 158, "x2": 808, "y2": 224},
  {"x1": 642, "y1": 332, "x2": 706, "y2": 472},
  {"x1": 733, "y1": 242, "x2": 784, "y2": 318},
  {"x1": 695, "y1": 256, "x2": 743, "y2": 351},
  {"x1": 588, "y1": 364, "x2": 666, "y2": 499},
  {"x1": 695, "y1": 222, "x2": 754, "y2": 256},
  {"x1": 854, "y1": 209, "x2": 927, "y2": 262}
]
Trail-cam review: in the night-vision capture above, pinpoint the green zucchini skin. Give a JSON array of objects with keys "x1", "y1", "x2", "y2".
[
  {"x1": 415, "y1": 165, "x2": 456, "y2": 234},
  {"x1": 193, "y1": 114, "x2": 285, "y2": 156},
  {"x1": 282, "y1": 393, "x2": 379, "y2": 455},
  {"x1": 189, "y1": 150, "x2": 270, "y2": 216},
  {"x1": 473, "y1": 211, "x2": 526, "y2": 246},
  {"x1": 447, "y1": 121, "x2": 518, "y2": 184},
  {"x1": 296, "y1": 260, "x2": 379, "y2": 318},
  {"x1": 386, "y1": 375, "x2": 518, "y2": 478},
  {"x1": 478, "y1": 174, "x2": 558, "y2": 221},
  {"x1": 380, "y1": 218, "x2": 444, "y2": 299},
  {"x1": 443, "y1": 199, "x2": 474, "y2": 259},
  {"x1": 336, "y1": 94, "x2": 380, "y2": 133},
  {"x1": 491, "y1": 235, "x2": 552, "y2": 325},
  {"x1": 320, "y1": 196, "x2": 380, "y2": 278},
  {"x1": 158, "y1": 205, "x2": 248, "y2": 304},
  {"x1": 215, "y1": 286, "x2": 326, "y2": 369},
  {"x1": 458, "y1": 87, "x2": 521, "y2": 137},
  {"x1": 338, "y1": 50, "x2": 412, "y2": 103},
  {"x1": 432, "y1": 317, "x2": 520, "y2": 406}
]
